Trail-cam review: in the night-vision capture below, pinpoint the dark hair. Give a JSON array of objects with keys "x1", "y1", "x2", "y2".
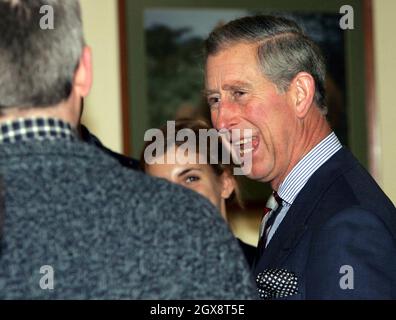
[
  {"x1": 205, "y1": 15, "x2": 327, "y2": 112},
  {"x1": 0, "y1": 0, "x2": 84, "y2": 110},
  {"x1": 140, "y1": 118, "x2": 243, "y2": 209}
]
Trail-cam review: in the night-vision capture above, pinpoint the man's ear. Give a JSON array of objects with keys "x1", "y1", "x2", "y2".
[
  {"x1": 288, "y1": 72, "x2": 315, "y2": 119},
  {"x1": 73, "y1": 46, "x2": 93, "y2": 98},
  {"x1": 220, "y1": 171, "x2": 235, "y2": 200}
]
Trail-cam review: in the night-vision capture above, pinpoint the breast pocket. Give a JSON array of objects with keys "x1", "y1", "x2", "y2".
[{"x1": 256, "y1": 268, "x2": 299, "y2": 299}]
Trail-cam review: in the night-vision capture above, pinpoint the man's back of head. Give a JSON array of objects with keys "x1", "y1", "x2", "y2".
[{"x1": 0, "y1": 0, "x2": 84, "y2": 110}]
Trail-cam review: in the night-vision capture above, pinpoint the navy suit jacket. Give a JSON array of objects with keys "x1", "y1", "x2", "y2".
[{"x1": 254, "y1": 148, "x2": 396, "y2": 299}]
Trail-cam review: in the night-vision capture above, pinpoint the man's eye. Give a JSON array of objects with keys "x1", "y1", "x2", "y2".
[
  {"x1": 207, "y1": 96, "x2": 220, "y2": 108},
  {"x1": 233, "y1": 91, "x2": 246, "y2": 98},
  {"x1": 185, "y1": 176, "x2": 200, "y2": 184}
]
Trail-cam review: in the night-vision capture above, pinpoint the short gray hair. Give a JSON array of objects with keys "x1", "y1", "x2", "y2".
[
  {"x1": 0, "y1": 0, "x2": 84, "y2": 110},
  {"x1": 205, "y1": 15, "x2": 327, "y2": 112}
]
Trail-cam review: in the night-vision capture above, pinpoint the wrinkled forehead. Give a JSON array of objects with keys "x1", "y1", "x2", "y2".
[
  {"x1": 205, "y1": 62, "x2": 261, "y2": 88},
  {"x1": 205, "y1": 46, "x2": 263, "y2": 89}
]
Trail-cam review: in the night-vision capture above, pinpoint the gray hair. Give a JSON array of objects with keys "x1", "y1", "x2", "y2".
[
  {"x1": 0, "y1": 0, "x2": 84, "y2": 110},
  {"x1": 205, "y1": 15, "x2": 327, "y2": 113}
]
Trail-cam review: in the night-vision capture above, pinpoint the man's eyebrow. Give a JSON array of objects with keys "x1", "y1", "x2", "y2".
[
  {"x1": 223, "y1": 81, "x2": 253, "y2": 90},
  {"x1": 204, "y1": 89, "x2": 218, "y2": 96},
  {"x1": 204, "y1": 81, "x2": 253, "y2": 95}
]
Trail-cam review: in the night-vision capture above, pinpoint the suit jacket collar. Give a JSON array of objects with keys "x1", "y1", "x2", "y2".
[{"x1": 255, "y1": 147, "x2": 358, "y2": 272}]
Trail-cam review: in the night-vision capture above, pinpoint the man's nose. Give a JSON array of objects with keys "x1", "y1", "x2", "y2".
[{"x1": 212, "y1": 101, "x2": 239, "y2": 130}]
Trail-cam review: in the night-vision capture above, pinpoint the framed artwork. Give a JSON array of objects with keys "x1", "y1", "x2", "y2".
[{"x1": 119, "y1": 0, "x2": 375, "y2": 207}]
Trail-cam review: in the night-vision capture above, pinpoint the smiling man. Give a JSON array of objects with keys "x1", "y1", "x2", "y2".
[{"x1": 205, "y1": 15, "x2": 396, "y2": 299}]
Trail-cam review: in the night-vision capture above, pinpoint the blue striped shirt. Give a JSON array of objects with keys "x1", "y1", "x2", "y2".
[{"x1": 266, "y1": 132, "x2": 342, "y2": 246}]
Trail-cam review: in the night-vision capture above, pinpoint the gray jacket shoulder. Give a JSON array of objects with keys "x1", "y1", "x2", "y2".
[{"x1": 0, "y1": 140, "x2": 256, "y2": 299}]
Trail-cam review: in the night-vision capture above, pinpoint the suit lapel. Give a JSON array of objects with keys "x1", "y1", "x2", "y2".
[{"x1": 255, "y1": 148, "x2": 358, "y2": 271}]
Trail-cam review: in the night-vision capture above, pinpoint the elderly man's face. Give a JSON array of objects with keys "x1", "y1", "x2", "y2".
[{"x1": 205, "y1": 42, "x2": 297, "y2": 184}]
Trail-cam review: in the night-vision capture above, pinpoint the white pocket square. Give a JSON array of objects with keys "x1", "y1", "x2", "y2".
[{"x1": 256, "y1": 268, "x2": 298, "y2": 299}]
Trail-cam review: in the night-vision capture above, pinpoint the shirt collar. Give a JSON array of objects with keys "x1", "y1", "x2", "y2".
[
  {"x1": 0, "y1": 117, "x2": 77, "y2": 144},
  {"x1": 277, "y1": 132, "x2": 342, "y2": 205}
]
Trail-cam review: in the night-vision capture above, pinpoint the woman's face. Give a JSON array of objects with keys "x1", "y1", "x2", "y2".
[{"x1": 145, "y1": 149, "x2": 234, "y2": 220}]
